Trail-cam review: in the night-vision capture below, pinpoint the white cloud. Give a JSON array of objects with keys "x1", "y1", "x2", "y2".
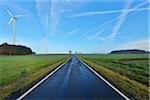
[
  {"x1": 94, "y1": 38, "x2": 150, "y2": 53},
  {"x1": 117, "y1": 38, "x2": 150, "y2": 51}
]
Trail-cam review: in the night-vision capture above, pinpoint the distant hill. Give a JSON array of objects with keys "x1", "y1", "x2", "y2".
[
  {"x1": 110, "y1": 49, "x2": 149, "y2": 54},
  {"x1": 0, "y1": 43, "x2": 35, "y2": 55}
]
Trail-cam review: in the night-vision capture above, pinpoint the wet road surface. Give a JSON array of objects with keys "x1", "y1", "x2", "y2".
[{"x1": 24, "y1": 55, "x2": 124, "y2": 100}]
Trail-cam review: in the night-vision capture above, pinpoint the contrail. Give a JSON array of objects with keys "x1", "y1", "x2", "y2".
[
  {"x1": 110, "y1": 0, "x2": 132, "y2": 40},
  {"x1": 109, "y1": 1, "x2": 148, "y2": 40},
  {"x1": 69, "y1": 1, "x2": 148, "y2": 18},
  {"x1": 83, "y1": 1, "x2": 148, "y2": 40},
  {"x1": 83, "y1": 16, "x2": 117, "y2": 36},
  {"x1": 50, "y1": 0, "x2": 59, "y2": 35},
  {"x1": 71, "y1": 8, "x2": 149, "y2": 17},
  {"x1": 65, "y1": 29, "x2": 78, "y2": 37},
  {"x1": 87, "y1": 24, "x2": 110, "y2": 40},
  {"x1": 133, "y1": 1, "x2": 148, "y2": 8}
]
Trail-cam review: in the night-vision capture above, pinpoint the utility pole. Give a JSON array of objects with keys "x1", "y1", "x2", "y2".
[{"x1": 45, "y1": 37, "x2": 48, "y2": 54}]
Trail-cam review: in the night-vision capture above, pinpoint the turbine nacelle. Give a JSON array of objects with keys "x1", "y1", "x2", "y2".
[{"x1": 13, "y1": 16, "x2": 17, "y2": 20}]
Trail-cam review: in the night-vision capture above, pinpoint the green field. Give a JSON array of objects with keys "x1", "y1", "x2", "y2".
[
  {"x1": 79, "y1": 54, "x2": 149, "y2": 100},
  {"x1": 0, "y1": 54, "x2": 69, "y2": 99}
]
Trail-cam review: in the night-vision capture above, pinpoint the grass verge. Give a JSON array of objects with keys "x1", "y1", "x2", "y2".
[
  {"x1": 80, "y1": 58, "x2": 149, "y2": 100},
  {"x1": 0, "y1": 55, "x2": 69, "y2": 99}
]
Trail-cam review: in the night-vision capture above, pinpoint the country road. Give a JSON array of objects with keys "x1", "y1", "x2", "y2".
[{"x1": 21, "y1": 55, "x2": 125, "y2": 100}]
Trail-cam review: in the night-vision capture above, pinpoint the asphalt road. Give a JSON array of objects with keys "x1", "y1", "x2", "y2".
[{"x1": 24, "y1": 55, "x2": 124, "y2": 100}]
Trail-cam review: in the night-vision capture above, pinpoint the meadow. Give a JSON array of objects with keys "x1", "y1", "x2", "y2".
[
  {"x1": 0, "y1": 54, "x2": 69, "y2": 99},
  {"x1": 79, "y1": 54, "x2": 149, "y2": 100}
]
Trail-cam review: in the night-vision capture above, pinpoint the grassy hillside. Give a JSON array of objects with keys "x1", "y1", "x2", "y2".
[
  {"x1": 0, "y1": 54, "x2": 70, "y2": 99},
  {"x1": 79, "y1": 54, "x2": 149, "y2": 100}
]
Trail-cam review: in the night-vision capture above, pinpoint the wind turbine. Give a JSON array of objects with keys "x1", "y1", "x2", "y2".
[{"x1": 5, "y1": 7, "x2": 27, "y2": 45}]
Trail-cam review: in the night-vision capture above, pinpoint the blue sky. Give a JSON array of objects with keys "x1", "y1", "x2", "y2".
[{"x1": 0, "y1": 0, "x2": 149, "y2": 54}]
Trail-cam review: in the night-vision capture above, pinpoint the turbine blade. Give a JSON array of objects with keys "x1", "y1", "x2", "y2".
[
  {"x1": 5, "y1": 7, "x2": 13, "y2": 16},
  {"x1": 15, "y1": 14, "x2": 28, "y2": 17},
  {"x1": 7, "y1": 17, "x2": 13, "y2": 26}
]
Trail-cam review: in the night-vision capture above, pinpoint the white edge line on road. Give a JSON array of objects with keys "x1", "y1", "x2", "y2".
[
  {"x1": 16, "y1": 58, "x2": 71, "y2": 100},
  {"x1": 78, "y1": 58, "x2": 130, "y2": 100}
]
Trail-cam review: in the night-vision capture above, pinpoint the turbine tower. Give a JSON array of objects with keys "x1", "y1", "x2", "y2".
[{"x1": 5, "y1": 7, "x2": 27, "y2": 45}]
